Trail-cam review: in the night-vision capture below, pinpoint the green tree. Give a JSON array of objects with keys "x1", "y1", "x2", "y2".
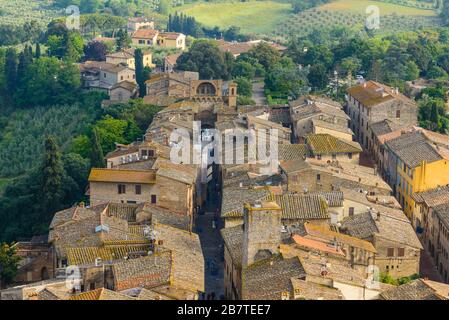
[
  {"x1": 176, "y1": 40, "x2": 233, "y2": 80},
  {"x1": 95, "y1": 116, "x2": 128, "y2": 154},
  {"x1": 4, "y1": 48, "x2": 17, "y2": 94},
  {"x1": 15, "y1": 57, "x2": 81, "y2": 107},
  {"x1": 234, "y1": 77, "x2": 252, "y2": 97},
  {"x1": 0, "y1": 243, "x2": 20, "y2": 287},
  {"x1": 84, "y1": 41, "x2": 108, "y2": 61},
  {"x1": 40, "y1": 136, "x2": 64, "y2": 218},
  {"x1": 116, "y1": 29, "x2": 131, "y2": 50},
  {"x1": 232, "y1": 60, "x2": 257, "y2": 79},
  {"x1": 80, "y1": 0, "x2": 100, "y2": 13},
  {"x1": 308, "y1": 63, "x2": 328, "y2": 91},
  {"x1": 241, "y1": 43, "x2": 281, "y2": 71},
  {"x1": 35, "y1": 43, "x2": 41, "y2": 59},
  {"x1": 135, "y1": 48, "x2": 146, "y2": 98},
  {"x1": 91, "y1": 127, "x2": 105, "y2": 168}
]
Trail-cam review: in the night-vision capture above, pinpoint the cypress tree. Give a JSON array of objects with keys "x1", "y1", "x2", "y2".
[
  {"x1": 91, "y1": 127, "x2": 105, "y2": 168},
  {"x1": 4, "y1": 48, "x2": 18, "y2": 94},
  {"x1": 35, "y1": 43, "x2": 41, "y2": 59},
  {"x1": 135, "y1": 48, "x2": 146, "y2": 98},
  {"x1": 430, "y1": 102, "x2": 440, "y2": 130},
  {"x1": 40, "y1": 136, "x2": 64, "y2": 216}
]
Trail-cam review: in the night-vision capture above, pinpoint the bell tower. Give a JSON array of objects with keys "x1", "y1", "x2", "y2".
[{"x1": 228, "y1": 82, "x2": 237, "y2": 108}]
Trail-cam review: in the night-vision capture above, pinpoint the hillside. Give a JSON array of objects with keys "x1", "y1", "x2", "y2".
[{"x1": 176, "y1": 0, "x2": 441, "y2": 40}]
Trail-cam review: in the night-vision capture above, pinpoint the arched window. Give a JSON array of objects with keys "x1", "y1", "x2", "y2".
[{"x1": 197, "y1": 82, "x2": 216, "y2": 96}]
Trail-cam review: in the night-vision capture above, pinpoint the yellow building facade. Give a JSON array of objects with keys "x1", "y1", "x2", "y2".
[{"x1": 397, "y1": 158, "x2": 449, "y2": 227}]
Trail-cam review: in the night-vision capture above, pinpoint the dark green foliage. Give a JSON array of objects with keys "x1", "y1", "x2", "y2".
[
  {"x1": 176, "y1": 40, "x2": 233, "y2": 80},
  {"x1": 90, "y1": 127, "x2": 105, "y2": 168},
  {"x1": 14, "y1": 57, "x2": 81, "y2": 108},
  {"x1": 308, "y1": 63, "x2": 328, "y2": 91},
  {"x1": 116, "y1": 29, "x2": 131, "y2": 50},
  {"x1": 39, "y1": 136, "x2": 64, "y2": 216},
  {"x1": 0, "y1": 243, "x2": 20, "y2": 287},
  {"x1": 167, "y1": 12, "x2": 204, "y2": 38},
  {"x1": 84, "y1": 41, "x2": 108, "y2": 61},
  {"x1": 4, "y1": 48, "x2": 17, "y2": 94},
  {"x1": 233, "y1": 77, "x2": 252, "y2": 97},
  {"x1": 135, "y1": 48, "x2": 146, "y2": 98}
]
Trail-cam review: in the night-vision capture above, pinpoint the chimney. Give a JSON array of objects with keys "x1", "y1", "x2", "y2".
[{"x1": 242, "y1": 201, "x2": 282, "y2": 268}]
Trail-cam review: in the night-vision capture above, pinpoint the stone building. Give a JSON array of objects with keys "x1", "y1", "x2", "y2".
[
  {"x1": 131, "y1": 29, "x2": 186, "y2": 50},
  {"x1": 305, "y1": 134, "x2": 362, "y2": 165},
  {"x1": 88, "y1": 164, "x2": 197, "y2": 217},
  {"x1": 106, "y1": 48, "x2": 155, "y2": 69},
  {"x1": 279, "y1": 159, "x2": 392, "y2": 196},
  {"x1": 384, "y1": 130, "x2": 449, "y2": 223},
  {"x1": 79, "y1": 61, "x2": 136, "y2": 92},
  {"x1": 108, "y1": 81, "x2": 138, "y2": 103},
  {"x1": 127, "y1": 17, "x2": 155, "y2": 33},
  {"x1": 12, "y1": 236, "x2": 54, "y2": 285},
  {"x1": 340, "y1": 209, "x2": 422, "y2": 278},
  {"x1": 145, "y1": 73, "x2": 238, "y2": 109},
  {"x1": 413, "y1": 186, "x2": 449, "y2": 282},
  {"x1": 380, "y1": 279, "x2": 449, "y2": 300},
  {"x1": 222, "y1": 200, "x2": 305, "y2": 300},
  {"x1": 346, "y1": 80, "x2": 417, "y2": 150},
  {"x1": 290, "y1": 96, "x2": 350, "y2": 142}
]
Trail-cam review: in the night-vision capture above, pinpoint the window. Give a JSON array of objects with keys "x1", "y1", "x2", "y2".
[
  {"x1": 396, "y1": 110, "x2": 401, "y2": 118},
  {"x1": 349, "y1": 207, "x2": 354, "y2": 217},
  {"x1": 397, "y1": 248, "x2": 405, "y2": 257},
  {"x1": 317, "y1": 154, "x2": 322, "y2": 160},
  {"x1": 151, "y1": 195, "x2": 157, "y2": 204},
  {"x1": 332, "y1": 154, "x2": 337, "y2": 160},
  {"x1": 291, "y1": 175, "x2": 298, "y2": 183},
  {"x1": 118, "y1": 184, "x2": 126, "y2": 194},
  {"x1": 135, "y1": 185, "x2": 142, "y2": 195},
  {"x1": 148, "y1": 150, "x2": 155, "y2": 157},
  {"x1": 387, "y1": 248, "x2": 394, "y2": 257},
  {"x1": 90, "y1": 283, "x2": 95, "y2": 290},
  {"x1": 348, "y1": 153, "x2": 353, "y2": 159},
  {"x1": 316, "y1": 174, "x2": 321, "y2": 181}
]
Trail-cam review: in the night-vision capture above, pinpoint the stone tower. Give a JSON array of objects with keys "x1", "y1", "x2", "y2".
[
  {"x1": 228, "y1": 82, "x2": 237, "y2": 108},
  {"x1": 242, "y1": 200, "x2": 282, "y2": 268}
]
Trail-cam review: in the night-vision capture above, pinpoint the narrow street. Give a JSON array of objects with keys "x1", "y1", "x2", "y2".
[
  {"x1": 420, "y1": 246, "x2": 444, "y2": 282},
  {"x1": 251, "y1": 80, "x2": 267, "y2": 105},
  {"x1": 194, "y1": 180, "x2": 224, "y2": 299}
]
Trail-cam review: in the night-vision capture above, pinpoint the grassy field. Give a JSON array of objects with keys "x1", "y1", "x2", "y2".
[
  {"x1": 174, "y1": 1, "x2": 292, "y2": 34},
  {"x1": 318, "y1": 0, "x2": 437, "y2": 15}
]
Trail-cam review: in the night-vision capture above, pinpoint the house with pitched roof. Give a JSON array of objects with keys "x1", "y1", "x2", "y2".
[
  {"x1": 290, "y1": 96, "x2": 350, "y2": 142},
  {"x1": 380, "y1": 279, "x2": 449, "y2": 300},
  {"x1": 340, "y1": 209, "x2": 422, "y2": 278},
  {"x1": 412, "y1": 187, "x2": 449, "y2": 282},
  {"x1": 384, "y1": 130, "x2": 449, "y2": 223},
  {"x1": 305, "y1": 133, "x2": 362, "y2": 164},
  {"x1": 79, "y1": 61, "x2": 136, "y2": 92},
  {"x1": 346, "y1": 81, "x2": 417, "y2": 150},
  {"x1": 106, "y1": 48, "x2": 155, "y2": 69},
  {"x1": 88, "y1": 162, "x2": 197, "y2": 218}
]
